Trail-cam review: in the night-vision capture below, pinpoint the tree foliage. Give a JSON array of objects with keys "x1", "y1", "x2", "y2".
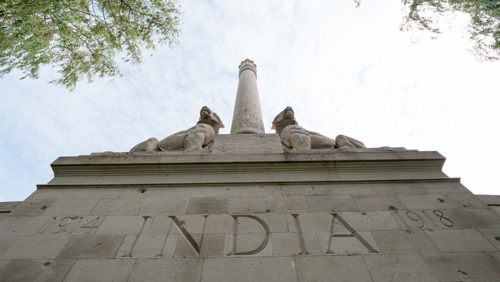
[
  {"x1": 355, "y1": 0, "x2": 500, "y2": 61},
  {"x1": 402, "y1": 0, "x2": 500, "y2": 61},
  {"x1": 0, "y1": 0, "x2": 180, "y2": 90}
]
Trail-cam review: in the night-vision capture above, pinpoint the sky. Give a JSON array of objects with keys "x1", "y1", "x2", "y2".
[{"x1": 1, "y1": 0, "x2": 499, "y2": 201}]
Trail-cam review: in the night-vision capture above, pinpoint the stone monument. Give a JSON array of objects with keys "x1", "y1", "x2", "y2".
[
  {"x1": 231, "y1": 59, "x2": 265, "y2": 134},
  {"x1": 0, "y1": 59, "x2": 499, "y2": 281}
]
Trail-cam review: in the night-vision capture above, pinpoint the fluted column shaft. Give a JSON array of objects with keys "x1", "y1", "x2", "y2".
[{"x1": 230, "y1": 59, "x2": 265, "y2": 134}]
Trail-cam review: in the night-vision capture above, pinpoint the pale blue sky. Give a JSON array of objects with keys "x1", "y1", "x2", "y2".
[{"x1": 1, "y1": 1, "x2": 499, "y2": 201}]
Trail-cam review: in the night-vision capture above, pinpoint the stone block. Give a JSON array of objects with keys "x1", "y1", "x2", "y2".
[
  {"x1": 206, "y1": 212, "x2": 288, "y2": 234},
  {"x1": 492, "y1": 206, "x2": 500, "y2": 216},
  {"x1": 339, "y1": 211, "x2": 401, "y2": 231},
  {"x1": 91, "y1": 199, "x2": 144, "y2": 215},
  {"x1": 398, "y1": 192, "x2": 487, "y2": 210},
  {"x1": 271, "y1": 232, "x2": 302, "y2": 256},
  {"x1": 420, "y1": 181, "x2": 469, "y2": 193},
  {"x1": 286, "y1": 212, "x2": 341, "y2": 233},
  {"x1": 268, "y1": 196, "x2": 309, "y2": 213},
  {"x1": 206, "y1": 214, "x2": 236, "y2": 234},
  {"x1": 282, "y1": 183, "x2": 377, "y2": 196},
  {"x1": 64, "y1": 258, "x2": 135, "y2": 282},
  {"x1": 447, "y1": 208, "x2": 500, "y2": 228},
  {"x1": 373, "y1": 181, "x2": 468, "y2": 195},
  {"x1": 280, "y1": 184, "x2": 315, "y2": 196},
  {"x1": 478, "y1": 228, "x2": 500, "y2": 250},
  {"x1": 0, "y1": 259, "x2": 9, "y2": 273},
  {"x1": 391, "y1": 210, "x2": 456, "y2": 230},
  {"x1": 168, "y1": 214, "x2": 210, "y2": 235},
  {"x1": 0, "y1": 202, "x2": 22, "y2": 212},
  {"x1": 26, "y1": 189, "x2": 75, "y2": 201},
  {"x1": 423, "y1": 252, "x2": 500, "y2": 281},
  {"x1": 352, "y1": 194, "x2": 406, "y2": 211},
  {"x1": 335, "y1": 163, "x2": 446, "y2": 180},
  {"x1": 96, "y1": 216, "x2": 146, "y2": 234},
  {"x1": 0, "y1": 259, "x2": 76, "y2": 282},
  {"x1": 271, "y1": 232, "x2": 322, "y2": 256},
  {"x1": 223, "y1": 232, "x2": 273, "y2": 257},
  {"x1": 477, "y1": 194, "x2": 500, "y2": 205},
  {"x1": 364, "y1": 254, "x2": 438, "y2": 281},
  {"x1": 306, "y1": 195, "x2": 358, "y2": 212},
  {"x1": 0, "y1": 216, "x2": 51, "y2": 235},
  {"x1": 234, "y1": 213, "x2": 288, "y2": 233},
  {"x1": 48, "y1": 174, "x2": 157, "y2": 186},
  {"x1": 115, "y1": 235, "x2": 138, "y2": 258},
  {"x1": 173, "y1": 233, "x2": 203, "y2": 258},
  {"x1": 116, "y1": 234, "x2": 166, "y2": 258},
  {"x1": 371, "y1": 230, "x2": 440, "y2": 254},
  {"x1": 57, "y1": 234, "x2": 125, "y2": 258},
  {"x1": 38, "y1": 216, "x2": 105, "y2": 236},
  {"x1": 317, "y1": 183, "x2": 378, "y2": 196},
  {"x1": 236, "y1": 215, "x2": 266, "y2": 235},
  {"x1": 0, "y1": 236, "x2": 17, "y2": 257},
  {"x1": 9, "y1": 199, "x2": 55, "y2": 216},
  {"x1": 317, "y1": 231, "x2": 379, "y2": 255},
  {"x1": 128, "y1": 258, "x2": 202, "y2": 282},
  {"x1": 489, "y1": 251, "x2": 500, "y2": 261},
  {"x1": 147, "y1": 215, "x2": 173, "y2": 235},
  {"x1": 159, "y1": 235, "x2": 179, "y2": 258},
  {"x1": 372, "y1": 182, "x2": 426, "y2": 194},
  {"x1": 121, "y1": 234, "x2": 178, "y2": 258},
  {"x1": 202, "y1": 257, "x2": 297, "y2": 282},
  {"x1": 154, "y1": 162, "x2": 329, "y2": 184},
  {"x1": 200, "y1": 233, "x2": 225, "y2": 257},
  {"x1": 159, "y1": 185, "x2": 282, "y2": 198},
  {"x1": 118, "y1": 187, "x2": 162, "y2": 199},
  {"x1": 213, "y1": 134, "x2": 283, "y2": 154},
  {"x1": 425, "y1": 229, "x2": 497, "y2": 252},
  {"x1": 228, "y1": 197, "x2": 269, "y2": 213},
  {"x1": 1, "y1": 235, "x2": 71, "y2": 259},
  {"x1": 295, "y1": 256, "x2": 372, "y2": 281},
  {"x1": 71, "y1": 187, "x2": 125, "y2": 199},
  {"x1": 187, "y1": 197, "x2": 228, "y2": 214},
  {"x1": 42, "y1": 199, "x2": 99, "y2": 216},
  {"x1": 139, "y1": 197, "x2": 190, "y2": 215}
]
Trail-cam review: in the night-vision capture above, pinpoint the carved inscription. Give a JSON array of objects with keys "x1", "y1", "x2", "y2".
[
  {"x1": 122, "y1": 216, "x2": 152, "y2": 257},
  {"x1": 38, "y1": 216, "x2": 103, "y2": 235},
  {"x1": 35, "y1": 211, "x2": 456, "y2": 258},
  {"x1": 291, "y1": 213, "x2": 378, "y2": 255},
  {"x1": 230, "y1": 215, "x2": 270, "y2": 256},
  {"x1": 291, "y1": 214, "x2": 308, "y2": 255},
  {"x1": 169, "y1": 215, "x2": 208, "y2": 256},
  {"x1": 326, "y1": 213, "x2": 378, "y2": 254},
  {"x1": 393, "y1": 210, "x2": 454, "y2": 229}
]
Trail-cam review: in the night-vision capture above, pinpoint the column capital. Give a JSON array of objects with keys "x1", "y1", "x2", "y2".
[{"x1": 239, "y1": 58, "x2": 257, "y2": 78}]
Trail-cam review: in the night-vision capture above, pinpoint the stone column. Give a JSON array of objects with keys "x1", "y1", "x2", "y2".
[{"x1": 230, "y1": 59, "x2": 265, "y2": 134}]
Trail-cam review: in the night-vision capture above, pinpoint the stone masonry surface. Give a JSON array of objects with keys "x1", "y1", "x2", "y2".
[{"x1": 1, "y1": 150, "x2": 499, "y2": 281}]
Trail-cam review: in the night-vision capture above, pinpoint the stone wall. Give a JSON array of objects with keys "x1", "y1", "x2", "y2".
[{"x1": 1, "y1": 149, "x2": 499, "y2": 281}]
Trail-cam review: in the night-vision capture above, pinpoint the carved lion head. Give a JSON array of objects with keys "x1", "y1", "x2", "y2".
[
  {"x1": 271, "y1": 106, "x2": 298, "y2": 134},
  {"x1": 198, "y1": 106, "x2": 224, "y2": 134}
]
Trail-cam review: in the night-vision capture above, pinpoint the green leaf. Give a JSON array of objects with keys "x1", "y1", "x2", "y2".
[{"x1": 0, "y1": 0, "x2": 181, "y2": 90}]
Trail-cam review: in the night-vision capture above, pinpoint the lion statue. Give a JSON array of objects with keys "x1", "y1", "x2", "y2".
[
  {"x1": 271, "y1": 106, "x2": 365, "y2": 150},
  {"x1": 130, "y1": 106, "x2": 224, "y2": 153}
]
